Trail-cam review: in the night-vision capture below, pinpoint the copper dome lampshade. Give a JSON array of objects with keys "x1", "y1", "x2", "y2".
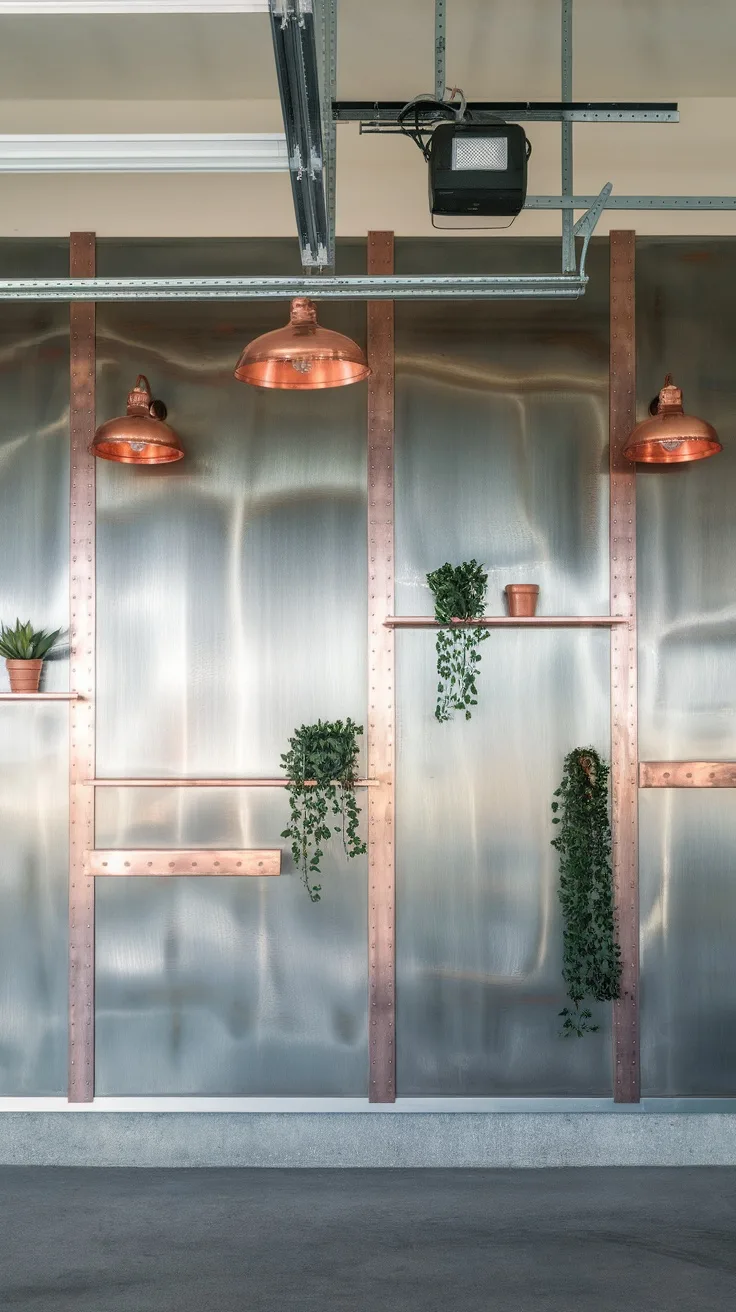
[
  {"x1": 92, "y1": 375, "x2": 184, "y2": 464},
  {"x1": 624, "y1": 375, "x2": 722, "y2": 464},
  {"x1": 234, "y1": 298, "x2": 371, "y2": 390}
]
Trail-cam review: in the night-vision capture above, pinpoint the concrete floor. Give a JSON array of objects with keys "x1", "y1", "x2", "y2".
[{"x1": 2, "y1": 1167, "x2": 736, "y2": 1311}]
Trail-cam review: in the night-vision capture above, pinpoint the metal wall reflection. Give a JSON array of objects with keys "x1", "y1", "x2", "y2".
[
  {"x1": 395, "y1": 240, "x2": 613, "y2": 1094},
  {"x1": 4, "y1": 236, "x2": 736, "y2": 1099},
  {"x1": 637, "y1": 241, "x2": 736, "y2": 1095},
  {"x1": 0, "y1": 243, "x2": 69, "y2": 1092},
  {"x1": 94, "y1": 240, "x2": 368, "y2": 1094}
]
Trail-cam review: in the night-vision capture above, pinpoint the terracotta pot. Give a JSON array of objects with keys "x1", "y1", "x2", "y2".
[
  {"x1": 6, "y1": 658, "x2": 43, "y2": 693},
  {"x1": 505, "y1": 585, "x2": 539, "y2": 618}
]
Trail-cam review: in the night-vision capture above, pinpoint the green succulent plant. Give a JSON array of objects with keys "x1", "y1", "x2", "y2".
[
  {"x1": 281, "y1": 719, "x2": 367, "y2": 902},
  {"x1": 427, "y1": 560, "x2": 489, "y2": 722},
  {"x1": 0, "y1": 620, "x2": 62, "y2": 661}
]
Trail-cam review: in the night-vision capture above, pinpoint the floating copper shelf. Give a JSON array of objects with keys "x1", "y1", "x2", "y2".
[
  {"x1": 85, "y1": 849, "x2": 281, "y2": 877},
  {"x1": 639, "y1": 762, "x2": 736, "y2": 788},
  {"x1": 0, "y1": 692, "x2": 81, "y2": 701},
  {"x1": 383, "y1": 616, "x2": 630, "y2": 628},
  {"x1": 86, "y1": 777, "x2": 380, "y2": 788}
]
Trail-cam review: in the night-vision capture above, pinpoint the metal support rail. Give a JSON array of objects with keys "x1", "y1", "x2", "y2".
[
  {"x1": 0, "y1": 274, "x2": 590, "y2": 301},
  {"x1": 336, "y1": 101, "x2": 680, "y2": 125}
]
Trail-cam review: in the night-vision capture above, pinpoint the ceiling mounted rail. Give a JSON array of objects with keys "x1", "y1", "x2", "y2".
[
  {"x1": 270, "y1": 0, "x2": 333, "y2": 269},
  {"x1": 0, "y1": 273, "x2": 589, "y2": 301},
  {"x1": 337, "y1": 102, "x2": 680, "y2": 126}
]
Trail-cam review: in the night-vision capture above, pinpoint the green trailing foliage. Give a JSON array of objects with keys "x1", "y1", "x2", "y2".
[
  {"x1": 551, "y1": 747, "x2": 621, "y2": 1036},
  {"x1": 0, "y1": 619, "x2": 61, "y2": 661},
  {"x1": 281, "y1": 719, "x2": 367, "y2": 903},
  {"x1": 427, "y1": 560, "x2": 489, "y2": 722}
]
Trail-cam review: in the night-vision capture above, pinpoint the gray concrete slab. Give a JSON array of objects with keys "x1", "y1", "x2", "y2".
[
  {"x1": 3, "y1": 1110, "x2": 736, "y2": 1166},
  {"x1": 1, "y1": 1167, "x2": 736, "y2": 1311}
]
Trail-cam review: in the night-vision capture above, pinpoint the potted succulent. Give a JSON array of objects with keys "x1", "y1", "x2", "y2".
[{"x1": 0, "y1": 620, "x2": 62, "y2": 693}]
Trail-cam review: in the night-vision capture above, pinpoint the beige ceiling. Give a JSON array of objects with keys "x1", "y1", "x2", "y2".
[{"x1": 0, "y1": 1, "x2": 733, "y2": 101}]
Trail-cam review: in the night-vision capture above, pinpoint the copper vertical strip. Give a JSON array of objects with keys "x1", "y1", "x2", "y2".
[
  {"x1": 609, "y1": 230, "x2": 639, "y2": 1103},
  {"x1": 367, "y1": 231, "x2": 396, "y2": 1103},
  {"x1": 69, "y1": 232, "x2": 96, "y2": 1103}
]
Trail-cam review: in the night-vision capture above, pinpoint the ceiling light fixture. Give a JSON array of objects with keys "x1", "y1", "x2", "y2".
[
  {"x1": 92, "y1": 375, "x2": 184, "y2": 464},
  {"x1": 233, "y1": 298, "x2": 371, "y2": 390},
  {"x1": 624, "y1": 375, "x2": 722, "y2": 464},
  {"x1": 0, "y1": 134, "x2": 288, "y2": 174}
]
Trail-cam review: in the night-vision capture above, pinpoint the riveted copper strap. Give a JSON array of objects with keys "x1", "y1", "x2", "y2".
[
  {"x1": 367, "y1": 232, "x2": 396, "y2": 1102},
  {"x1": 610, "y1": 230, "x2": 640, "y2": 1103}
]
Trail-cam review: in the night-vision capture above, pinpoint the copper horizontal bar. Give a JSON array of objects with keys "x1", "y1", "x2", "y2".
[
  {"x1": 85, "y1": 777, "x2": 379, "y2": 788},
  {"x1": 383, "y1": 616, "x2": 630, "y2": 628},
  {"x1": 0, "y1": 692, "x2": 81, "y2": 701},
  {"x1": 639, "y1": 762, "x2": 736, "y2": 788},
  {"x1": 85, "y1": 850, "x2": 281, "y2": 877}
]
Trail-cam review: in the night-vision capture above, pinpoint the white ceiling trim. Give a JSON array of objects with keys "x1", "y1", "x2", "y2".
[
  {"x1": 0, "y1": 2, "x2": 268, "y2": 13},
  {"x1": 0, "y1": 133, "x2": 287, "y2": 171}
]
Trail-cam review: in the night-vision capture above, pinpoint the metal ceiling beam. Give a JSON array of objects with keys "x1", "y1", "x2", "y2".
[
  {"x1": 0, "y1": 273, "x2": 588, "y2": 300},
  {"x1": 561, "y1": 0, "x2": 574, "y2": 271},
  {"x1": 434, "y1": 0, "x2": 445, "y2": 101},
  {"x1": 526, "y1": 195, "x2": 736, "y2": 209},
  {"x1": 335, "y1": 102, "x2": 680, "y2": 126},
  {"x1": 270, "y1": 0, "x2": 332, "y2": 269}
]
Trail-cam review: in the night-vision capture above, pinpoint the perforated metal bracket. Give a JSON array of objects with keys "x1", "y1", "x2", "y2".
[{"x1": 574, "y1": 182, "x2": 613, "y2": 279}]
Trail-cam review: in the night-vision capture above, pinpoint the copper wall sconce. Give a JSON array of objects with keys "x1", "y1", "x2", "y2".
[
  {"x1": 92, "y1": 375, "x2": 184, "y2": 464},
  {"x1": 234, "y1": 297, "x2": 371, "y2": 390},
  {"x1": 624, "y1": 375, "x2": 721, "y2": 464}
]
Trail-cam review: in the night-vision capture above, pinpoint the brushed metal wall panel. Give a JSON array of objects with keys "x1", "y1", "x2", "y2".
[
  {"x1": 637, "y1": 241, "x2": 736, "y2": 1096},
  {"x1": 0, "y1": 250, "x2": 69, "y2": 1092},
  {"x1": 637, "y1": 241, "x2": 736, "y2": 760},
  {"x1": 94, "y1": 241, "x2": 368, "y2": 1095},
  {"x1": 640, "y1": 790, "x2": 736, "y2": 1096},
  {"x1": 395, "y1": 240, "x2": 613, "y2": 1094}
]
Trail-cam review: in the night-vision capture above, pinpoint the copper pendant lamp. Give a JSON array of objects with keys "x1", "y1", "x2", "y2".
[
  {"x1": 91, "y1": 375, "x2": 184, "y2": 464},
  {"x1": 234, "y1": 298, "x2": 371, "y2": 390},
  {"x1": 624, "y1": 375, "x2": 722, "y2": 464}
]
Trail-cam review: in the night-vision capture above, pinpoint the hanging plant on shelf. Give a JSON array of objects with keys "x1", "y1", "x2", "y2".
[
  {"x1": 551, "y1": 747, "x2": 621, "y2": 1037},
  {"x1": 281, "y1": 719, "x2": 367, "y2": 903},
  {"x1": 427, "y1": 559, "x2": 489, "y2": 722}
]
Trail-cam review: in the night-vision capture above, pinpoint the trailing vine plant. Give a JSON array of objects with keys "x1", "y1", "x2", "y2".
[
  {"x1": 427, "y1": 560, "x2": 489, "y2": 722},
  {"x1": 281, "y1": 719, "x2": 366, "y2": 903},
  {"x1": 551, "y1": 747, "x2": 621, "y2": 1036}
]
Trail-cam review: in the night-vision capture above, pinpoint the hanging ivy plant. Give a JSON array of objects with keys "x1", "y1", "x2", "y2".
[
  {"x1": 281, "y1": 719, "x2": 367, "y2": 903},
  {"x1": 427, "y1": 560, "x2": 489, "y2": 722},
  {"x1": 551, "y1": 747, "x2": 621, "y2": 1036}
]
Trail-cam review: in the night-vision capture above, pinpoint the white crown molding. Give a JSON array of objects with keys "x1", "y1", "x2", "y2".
[
  {"x1": 0, "y1": 133, "x2": 287, "y2": 171},
  {"x1": 0, "y1": 2, "x2": 268, "y2": 13}
]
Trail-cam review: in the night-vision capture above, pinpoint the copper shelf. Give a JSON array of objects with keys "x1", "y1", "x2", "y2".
[
  {"x1": 639, "y1": 762, "x2": 736, "y2": 788},
  {"x1": 86, "y1": 777, "x2": 379, "y2": 788},
  {"x1": 0, "y1": 692, "x2": 81, "y2": 701},
  {"x1": 383, "y1": 616, "x2": 630, "y2": 628}
]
